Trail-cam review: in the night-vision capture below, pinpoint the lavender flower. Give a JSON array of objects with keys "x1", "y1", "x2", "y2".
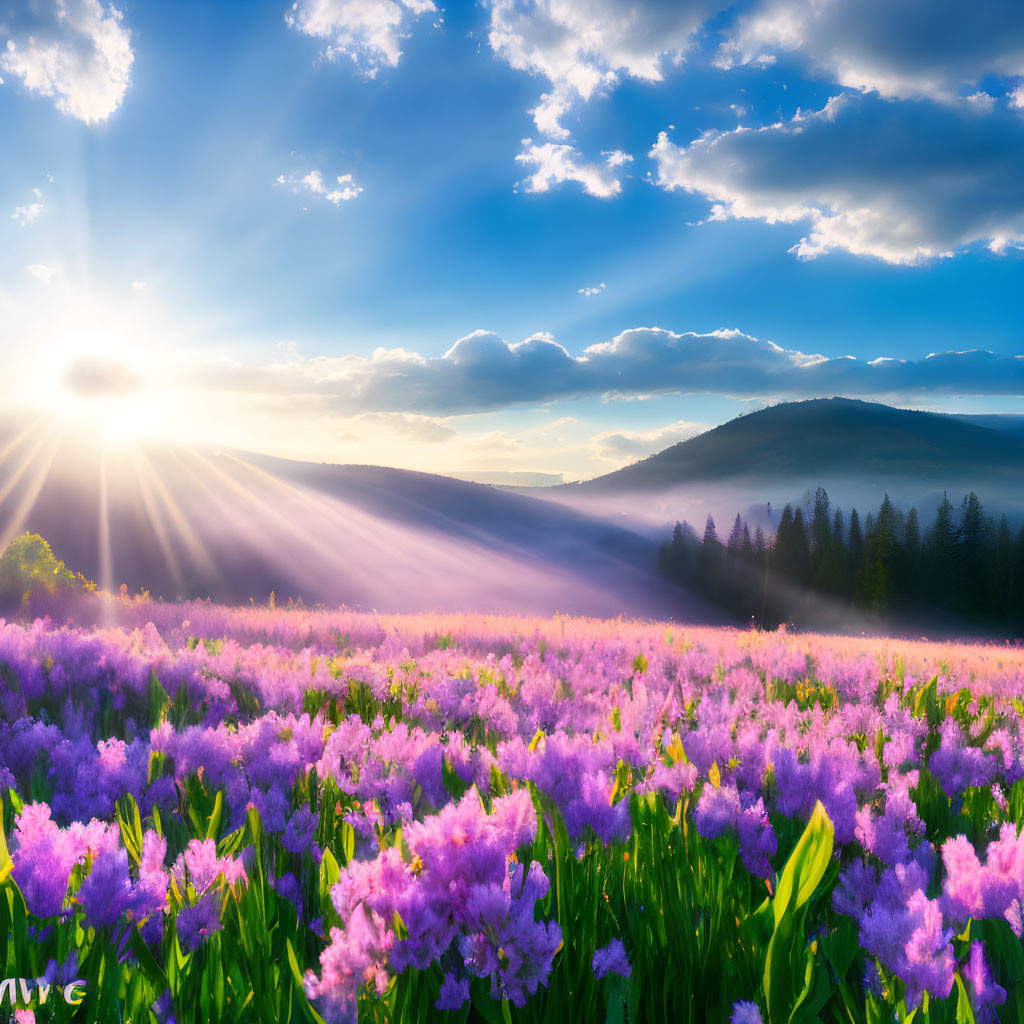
[
  {"x1": 730, "y1": 1001, "x2": 763, "y2": 1024},
  {"x1": 964, "y1": 941, "x2": 1007, "y2": 1023},
  {"x1": 176, "y1": 891, "x2": 224, "y2": 953},
  {"x1": 592, "y1": 939, "x2": 631, "y2": 980},
  {"x1": 76, "y1": 847, "x2": 134, "y2": 929},
  {"x1": 436, "y1": 973, "x2": 470, "y2": 1011}
]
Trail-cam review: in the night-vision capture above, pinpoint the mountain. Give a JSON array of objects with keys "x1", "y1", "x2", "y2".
[
  {"x1": 562, "y1": 398, "x2": 1024, "y2": 494},
  {"x1": 0, "y1": 418, "x2": 711, "y2": 619},
  {"x1": 946, "y1": 413, "x2": 1024, "y2": 441}
]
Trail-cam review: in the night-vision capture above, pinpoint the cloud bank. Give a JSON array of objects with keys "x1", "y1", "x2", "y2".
[
  {"x1": 0, "y1": 0, "x2": 133, "y2": 123},
  {"x1": 717, "y1": 0, "x2": 1024, "y2": 105},
  {"x1": 186, "y1": 327, "x2": 1024, "y2": 416},
  {"x1": 651, "y1": 94, "x2": 1024, "y2": 263}
]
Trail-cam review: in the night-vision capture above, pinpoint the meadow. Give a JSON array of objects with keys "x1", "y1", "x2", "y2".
[{"x1": 1, "y1": 597, "x2": 1024, "y2": 1023}]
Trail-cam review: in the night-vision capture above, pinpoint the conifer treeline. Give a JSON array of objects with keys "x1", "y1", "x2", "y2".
[{"x1": 659, "y1": 487, "x2": 1024, "y2": 630}]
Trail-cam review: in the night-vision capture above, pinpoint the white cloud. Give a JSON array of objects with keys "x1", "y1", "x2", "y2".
[
  {"x1": 285, "y1": 0, "x2": 437, "y2": 78},
  {"x1": 0, "y1": 0, "x2": 133, "y2": 124},
  {"x1": 1010, "y1": 86, "x2": 1024, "y2": 110},
  {"x1": 602, "y1": 149, "x2": 632, "y2": 168},
  {"x1": 349, "y1": 411, "x2": 456, "y2": 444},
  {"x1": 11, "y1": 202, "x2": 44, "y2": 226},
  {"x1": 717, "y1": 0, "x2": 1024, "y2": 106},
  {"x1": 650, "y1": 94, "x2": 1024, "y2": 263},
  {"x1": 515, "y1": 141, "x2": 622, "y2": 197},
  {"x1": 484, "y1": 0, "x2": 726, "y2": 138},
  {"x1": 184, "y1": 325, "x2": 1024, "y2": 416},
  {"x1": 325, "y1": 173, "x2": 363, "y2": 203},
  {"x1": 578, "y1": 282, "x2": 605, "y2": 296},
  {"x1": 591, "y1": 419, "x2": 707, "y2": 463},
  {"x1": 131, "y1": 280, "x2": 147, "y2": 291},
  {"x1": 302, "y1": 170, "x2": 326, "y2": 193},
  {"x1": 277, "y1": 169, "x2": 364, "y2": 205},
  {"x1": 25, "y1": 263, "x2": 56, "y2": 284}
]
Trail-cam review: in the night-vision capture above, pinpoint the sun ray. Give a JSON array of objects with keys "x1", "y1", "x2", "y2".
[
  {"x1": 133, "y1": 449, "x2": 219, "y2": 582},
  {"x1": 98, "y1": 450, "x2": 113, "y2": 600},
  {"x1": 127, "y1": 449, "x2": 183, "y2": 588},
  {"x1": 0, "y1": 422, "x2": 62, "y2": 512},
  {"x1": 0, "y1": 427, "x2": 63, "y2": 552},
  {"x1": 0, "y1": 415, "x2": 48, "y2": 471}
]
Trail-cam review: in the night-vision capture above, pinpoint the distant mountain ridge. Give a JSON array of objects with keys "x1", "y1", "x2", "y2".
[{"x1": 561, "y1": 398, "x2": 1024, "y2": 493}]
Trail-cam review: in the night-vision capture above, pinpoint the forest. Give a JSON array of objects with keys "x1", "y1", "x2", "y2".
[{"x1": 660, "y1": 488, "x2": 1024, "y2": 631}]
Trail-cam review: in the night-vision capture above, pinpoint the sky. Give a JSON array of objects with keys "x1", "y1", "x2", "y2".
[{"x1": 0, "y1": 0, "x2": 1022, "y2": 484}]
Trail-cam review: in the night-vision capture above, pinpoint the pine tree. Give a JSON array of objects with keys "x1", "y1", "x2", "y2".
[
  {"x1": 847, "y1": 509, "x2": 863, "y2": 601},
  {"x1": 810, "y1": 487, "x2": 833, "y2": 590},
  {"x1": 727, "y1": 514, "x2": 744, "y2": 554},
  {"x1": 855, "y1": 495, "x2": 898, "y2": 613},
  {"x1": 791, "y1": 507, "x2": 812, "y2": 587},
  {"x1": 991, "y1": 515, "x2": 1012, "y2": 619},
  {"x1": 699, "y1": 514, "x2": 724, "y2": 603},
  {"x1": 924, "y1": 493, "x2": 959, "y2": 612},
  {"x1": 959, "y1": 492, "x2": 988, "y2": 617}
]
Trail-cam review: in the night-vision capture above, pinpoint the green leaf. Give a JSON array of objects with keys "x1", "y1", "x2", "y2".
[
  {"x1": 0, "y1": 795, "x2": 11, "y2": 886},
  {"x1": 764, "y1": 802, "x2": 835, "y2": 1024},
  {"x1": 130, "y1": 929, "x2": 169, "y2": 991},
  {"x1": 954, "y1": 972, "x2": 978, "y2": 1024},
  {"x1": 772, "y1": 801, "x2": 835, "y2": 928},
  {"x1": 205, "y1": 789, "x2": 224, "y2": 841}
]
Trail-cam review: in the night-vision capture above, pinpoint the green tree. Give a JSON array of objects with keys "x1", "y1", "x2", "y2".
[
  {"x1": 991, "y1": 515, "x2": 1012, "y2": 619},
  {"x1": 923, "y1": 493, "x2": 960, "y2": 612},
  {"x1": 0, "y1": 533, "x2": 95, "y2": 619}
]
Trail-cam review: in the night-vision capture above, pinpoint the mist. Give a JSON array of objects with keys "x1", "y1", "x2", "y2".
[{"x1": 0, "y1": 417, "x2": 722, "y2": 621}]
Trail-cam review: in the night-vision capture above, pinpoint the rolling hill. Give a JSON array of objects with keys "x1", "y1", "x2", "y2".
[
  {"x1": 562, "y1": 398, "x2": 1024, "y2": 494},
  {"x1": 0, "y1": 418, "x2": 705, "y2": 618}
]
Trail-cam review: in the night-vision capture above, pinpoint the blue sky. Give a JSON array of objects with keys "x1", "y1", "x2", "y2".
[{"x1": 1, "y1": 0, "x2": 1022, "y2": 481}]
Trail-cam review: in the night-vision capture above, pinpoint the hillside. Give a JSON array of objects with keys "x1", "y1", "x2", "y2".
[
  {"x1": 0, "y1": 422, "x2": 706, "y2": 618},
  {"x1": 564, "y1": 398, "x2": 1024, "y2": 493}
]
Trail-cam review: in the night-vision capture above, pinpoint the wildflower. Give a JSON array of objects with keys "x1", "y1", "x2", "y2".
[
  {"x1": 436, "y1": 973, "x2": 470, "y2": 1011},
  {"x1": 175, "y1": 891, "x2": 223, "y2": 953},
  {"x1": 964, "y1": 941, "x2": 1007, "y2": 1023},
  {"x1": 941, "y1": 826, "x2": 1024, "y2": 933},
  {"x1": 77, "y1": 847, "x2": 135, "y2": 929},
  {"x1": 730, "y1": 1002, "x2": 763, "y2": 1024},
  {"x1": 592, "y1": 939, "x2": 631, "y2": 980}
]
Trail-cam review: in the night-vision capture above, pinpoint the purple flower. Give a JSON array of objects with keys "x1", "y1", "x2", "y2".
[
  {"x1": 694, "y1": 784, "x2": 775, "y2": 879},
  {"x1": 175, "y1": 891, "x2": 223, "y2": 953},
  {"x1": 592, "y1": 939, "x2": 631, "y2": 980},
  {"x1": 694, "y1": 783, "x2": 741, "y2": 840},
  {"x1": 737, "y1": 798, "x2": 777, "y2": 879},
  {"x1": 11, "y1": 803, "x2": 117, "y2": 918},
  {"x1": 271, "y1": 872, "x2": 304, "y2": 921},
  {"x1": 436, "y1": 973, "x2": 470, "y2": 1011},
  {"x1": 941, "y1": 826, "x2": 1024, "y2": 933},
  {"x1": 171, "y1": 838, "x2": 247, "y2": 896},
  {"x1": 854, "y1": 779, "x2": 925, "y2": 866},
  {"x1": 730, "y1": 1001, "x2": 763, "y2": 1024},
  {"x1": 283, "y1": 805, "x2": 318, "y2": 857},
  {"x1": 77, "y1": 847, "x2": 134, "y2": 929},
  {"x1": 137, "y1": 832, "x2": 170, "y2": 920},
  {"x1": 855, "y1": 861, "x2": 955, "y2": 1009},
  {"x1": 964, "y1": 941, "x2": 1007, "y2": 1023},
  {"x1": 929, "y1": 720, "x2": 996, "y2": 799}
]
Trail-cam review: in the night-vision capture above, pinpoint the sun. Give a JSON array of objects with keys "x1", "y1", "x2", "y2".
[{"x1": 10, "y1": 294, "x2": 191, "y2": 449}]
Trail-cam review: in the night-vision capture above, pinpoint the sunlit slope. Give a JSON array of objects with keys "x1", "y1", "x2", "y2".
[
  {"x1": 564, "y1": 398, "x2": 1024, "y2": 493},
  {"x1": 0, "y1": 420, "x2": 709, "y2": 617}
]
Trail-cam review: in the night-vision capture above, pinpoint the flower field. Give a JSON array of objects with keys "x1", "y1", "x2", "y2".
[{"x1": 2, "y1": 603, "x2": 1024, "y2": 1023}]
